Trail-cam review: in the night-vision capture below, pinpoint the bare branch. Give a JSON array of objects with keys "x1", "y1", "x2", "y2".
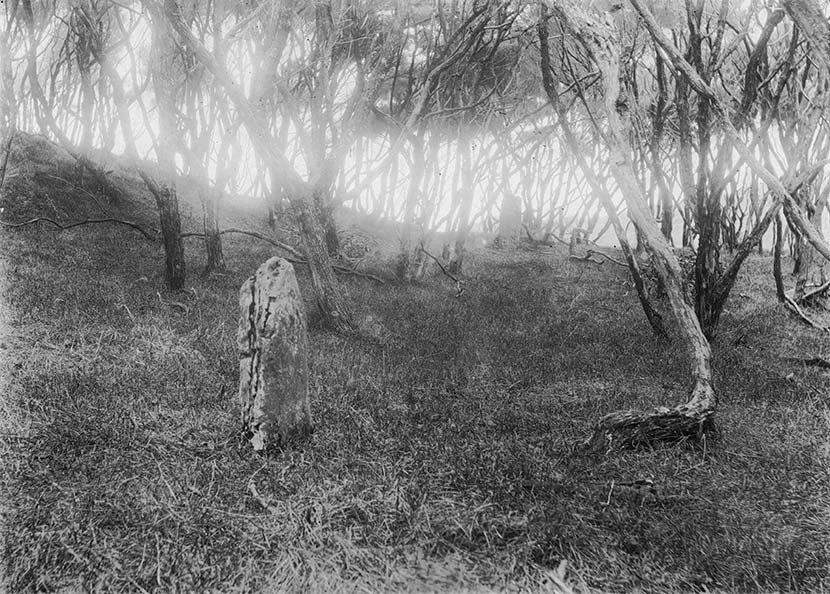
[
  {"x1": 0, "y1": 216, "x2": 157, "y2": 240},
  {"x1": 182, "y1": 229, "x2": 386, "y2": 284}
]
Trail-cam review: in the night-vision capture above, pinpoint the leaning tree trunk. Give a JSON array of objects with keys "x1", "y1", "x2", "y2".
[
  {"x1": 238, "y1": 257, "x2": 312, "y2": 451},
  {"x1": 538, "y1": 4, "x2": 666, "y2": 339},
  {"x1": 148, "y1": 180, "x2": 186, "y2": 291},
  {"x1": 293, "y1": 186, "x2": 357, "y2": 334},
  {"x1": 555, "y1": 5, "x2": 715, "y2": 449}
]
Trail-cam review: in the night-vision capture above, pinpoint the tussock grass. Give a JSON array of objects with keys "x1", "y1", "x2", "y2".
[{"x1": 2, "y1": 176, "x2": 829, "y2": 592}]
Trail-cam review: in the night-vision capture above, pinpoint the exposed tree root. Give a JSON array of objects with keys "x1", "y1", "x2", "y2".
[{"x1": 586, "y1": 384, "x2": 715, "y2": 452}]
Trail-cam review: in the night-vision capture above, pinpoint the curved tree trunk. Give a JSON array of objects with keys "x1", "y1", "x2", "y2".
[
  {"x1": 538, "y1": 5, "x2": 666, "y2": 339},
  {"x1": 552, "y1": 3, "x2": 715, "y2": 450}
]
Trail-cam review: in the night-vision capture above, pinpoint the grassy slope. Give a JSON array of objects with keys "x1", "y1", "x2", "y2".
[{"x1": 1, "y1": 155, "x2": 829, "y2": 593}]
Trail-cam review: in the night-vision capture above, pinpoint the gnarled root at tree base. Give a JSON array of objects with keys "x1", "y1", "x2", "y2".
[{"x1": 586, "y1": 381, "x2": 716, "y2": 452}]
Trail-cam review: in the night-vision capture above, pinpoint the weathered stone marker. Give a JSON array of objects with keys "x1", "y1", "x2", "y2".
[{"x1": 238, "y1": 257, "x2": 311, "y2": 451}]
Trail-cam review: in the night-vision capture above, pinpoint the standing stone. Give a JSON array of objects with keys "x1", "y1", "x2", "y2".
[
  {"x1": 496, "y1": 193, "x2": 522, "y2": 247},
  {"x1": 238, "y1": 257, "x2": 311, "y2": 451}
]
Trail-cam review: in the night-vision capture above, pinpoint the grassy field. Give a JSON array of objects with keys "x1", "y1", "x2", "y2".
[{"x1": 1, "y1": 165, "x2": 829, "y2": 593}]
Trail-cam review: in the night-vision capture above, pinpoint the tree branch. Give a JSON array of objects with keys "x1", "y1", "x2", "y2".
[
  {"x1": 0, "y1": 216, "x2": 157, "y2": 240},
  {"x1": 182, "y1": 229, "x2": 386, "y2": 284}
]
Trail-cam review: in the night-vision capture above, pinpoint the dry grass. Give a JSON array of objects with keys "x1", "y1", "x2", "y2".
[{"x1": 1, "y1": 156, "x2": 829, "y2": 593}]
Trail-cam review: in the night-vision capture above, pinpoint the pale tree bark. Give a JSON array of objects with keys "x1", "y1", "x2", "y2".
[
  {"x1": 651, "y1": 50, "x2": 673, "y2": 242},
  {"x1": 553, "y1": 4, "x2": 714, "y2": 449},
  {"x1": 781, "y1": 0, "x2": 830, "y2": 81},
  {"x1": 398, "y1": 130, "x2": 426, "y2": 280},
  {"x1": 539, "y1": 4, "x2": 666, "y2": 339}
]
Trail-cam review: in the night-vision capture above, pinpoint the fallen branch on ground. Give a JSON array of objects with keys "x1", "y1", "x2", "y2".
[
  {"x1": 0, "y1": 216, "x2": 156, "y2": 240},
  {"x1": 783, "y1": 295, "x2": 830, "y2": 332},
  {"x1": 183, "y1": 229, "x2": 386, "y2": 284},
  {"x1": 522, "y1": 223, "x2": 568, "y2": 247},
  {"x1": 797, "y1": 281, "x2": 830, "y2": 305},
  {"x1": 419, "y1": 247, "x2": 459, "y2": 283},
  {"x1": 569, "y1": 252, "x2": 604, "y2": 265},
  {"x1": 330, "y1": 263, "x2": 386, "y2": 284},
  {"x1": 419, "y1": 247, "x2": 465, "y2": 297},
  {"x1": 782, "y1": 356, "x2": 830, "y2": 369},
  {"x1": 586, "y1": 249, "x2": 627, "y2": 267}
]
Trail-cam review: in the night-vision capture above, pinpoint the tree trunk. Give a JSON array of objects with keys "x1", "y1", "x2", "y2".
[
  {"x1": 398, "y1": 133, "x2": 426, "y2": 280},
  {"x1": 782, "y1": 0, "x2": 830, "y2": 86},
  {"x1": 203, "y1": 184, "x2": 226, "y2": 273},
  {"x1": 89, "y1": 26, "x2": 186, "y2": 290},
  {"x1": 774, "y1": 214, "x2": 787, "y2": 302},
  {"x1": 676, "y1": 76, "x2": 697, "y2": 249},
  {"x1": 294, "y1": 186, "x2": 357, "y2": 334},
  {"x1": 449, "y1": 133, "x2": 474, "y2": 276},
  {"x1": 538, "y1": 4, "x2": 666, "y2": 338},
  {"x1": 652, "y1": 50, "x2": 673, "y2": 242},
  {"x1": 238, "y1": 257, "x2": 312, "y2": 451},
  {"x1": 554, "y1": 5, "x2": 715, "y2": 449},
  {"x1": 147, "y1": 3, "x2": 186, "y2": 291},
  {"x1": 151, "y1": 181, "x2": 186, "y2": 290}
]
